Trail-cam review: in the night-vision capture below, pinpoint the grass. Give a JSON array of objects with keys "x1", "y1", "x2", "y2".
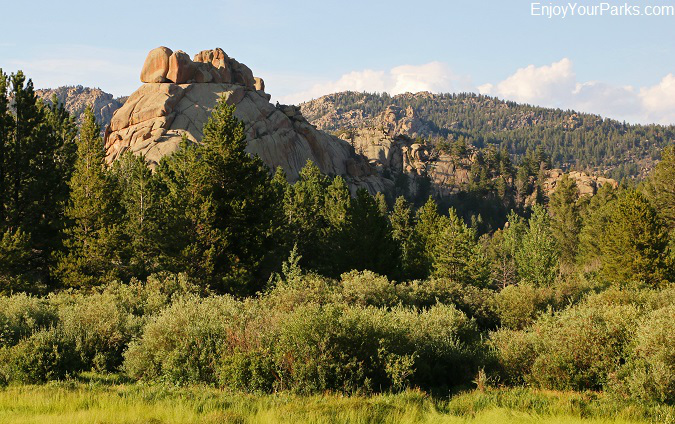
[{"x1": 0, "y1": 375, "x2": 672, "y2": 424}]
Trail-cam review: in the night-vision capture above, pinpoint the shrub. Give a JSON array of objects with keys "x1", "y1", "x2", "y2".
[
  {"x1": 615, "y1": 304, "x2": 675, "y2": 403},
  {"x1": 495, "y1": 284, "x2": 553, "y2": 330},
  {"x1": 52, "y1": 290, "x2": 143, "y2": 372},
  {"x1": 123, "y1": 295, "x2": 245, "y2": 385},
  {"x1": 0, "y1": 293, "x2": 56, "y2": 347},
  {"x1": 0, "y1": 327, "x2": 79, "y2": 383}
]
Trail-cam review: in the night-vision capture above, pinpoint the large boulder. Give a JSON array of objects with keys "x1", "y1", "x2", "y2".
[
  {"x1": 140, "y1": 47, "x2": 173, "y2": 83},
  {"x1": 166, "y1": 50, "x2": 196, "y2": 84}
]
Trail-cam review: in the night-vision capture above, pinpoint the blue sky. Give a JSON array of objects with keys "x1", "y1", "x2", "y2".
[{"x1": 1, "y1": 0, "x2": 674, "y2": 124}]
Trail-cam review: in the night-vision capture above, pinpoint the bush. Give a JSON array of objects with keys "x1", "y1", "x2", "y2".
[
  {"x1": 491, "y1": 294, "x2": 642, "y2": 391},
  {"x1": 123, "y1": 295, "x2": 245, "y2": 385},
  {"x1": 52, "y1": 290, "x2": 143, "y2": 372},
  {"x1": 615, "y1": 304, "x2": 675, "y2": 403},
  {"x1": 0, "y1": 293, "x2": 56, "y2": 347},
  {"x1": 0, "y1": 327, "x2": 79, "y2": 383},
  {"x1": 495, "y1": 284, "x2": 553, "y2": 330}
]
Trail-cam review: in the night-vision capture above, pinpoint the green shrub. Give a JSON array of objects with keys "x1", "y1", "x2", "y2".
[
  {"x1": 52, "y1": 290, "x2": 142, "y2": 372},
  {"x1": 123, "y1": 295, "x2": 245, "y2": 385},
  {"x1": 217, "y1": 350, "x2": 277, "y2": 393},
  {"x1": 0, "y1": 327, "x2": 79, "y2": 383},
  {"x1": 495, "y1": 284, "x2": 553, "y2": 330},
  {"x1": 615, "y1": 304, "x2": 675, "y2": 403},
  {"x1": 489, "y1": 328, "x2": 538, "y2": 384},
  {"x1": 0, "y1": 293, "x2": 56, "y2": 347}
]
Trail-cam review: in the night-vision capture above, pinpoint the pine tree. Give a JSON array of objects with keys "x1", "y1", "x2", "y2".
[
  {"x1": 432, "y1": 207, "x2": 490, "y2": 287},
  {"x1": 515, "y1": 204, "x2": 559, "y2": 286},
  {"x1": 549, "y1": 175, "x2": 581, "y2": 264},
  {"x1": 0, "y1": 72, "x2": 77, "y2": 289},
  {"x1": 282, "y1": 160, "x2": 329, "y2": 272},
  {"x1": 409, "y1": 197, "x2": 445, "y2": 279},
  {"x1": 157, "y1": 100, "x2": 282, "y2": 294},
  {"x1": 343, "y1": 188, "x2": 397, "y2": 276},
  {"x1": 642, "y1": 146, "x2": 675, "y2": 231},
  {"x1": 112, "y1": 152, "x2": 160, "y2": 279},
  {"x1": 598, "y1": 190, "x2": 670, "y2": 286},
  {"x1": 56, "y1": 107, "x2": 123, "y2": 287}
]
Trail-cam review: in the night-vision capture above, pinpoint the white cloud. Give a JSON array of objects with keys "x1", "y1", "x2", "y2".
[
  {"x1": 480, "y1": 58, "x2": 577, "y2": 106},
  {"x1": 480, "y1": 59, "x2": 675, "y2": 125},
  {"x1": 639, "y1": 74, "x2": 675, "y2": 124},
  {"x1": 276, "y1": 62, "x2": 472, "y2": 105},
  {"x1": 277, "y1": 58, "x2": 675, "y2": 125}
]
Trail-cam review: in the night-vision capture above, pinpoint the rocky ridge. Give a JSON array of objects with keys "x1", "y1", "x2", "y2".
[{"x1": 36, "y1": 86, "x2": 127, "y2": 128}]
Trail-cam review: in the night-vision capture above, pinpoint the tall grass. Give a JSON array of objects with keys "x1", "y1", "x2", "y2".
[{"x1": 0, "y1": 378, "x2": 669, "y2": 424}]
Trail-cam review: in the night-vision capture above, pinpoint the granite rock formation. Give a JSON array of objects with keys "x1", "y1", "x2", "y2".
[{"x1": 105, "y1": 47, "x2": 392, "y2": 194}]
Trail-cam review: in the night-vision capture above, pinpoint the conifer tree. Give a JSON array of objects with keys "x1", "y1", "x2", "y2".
[
  {"x1": 113, "y1": 152, "x2": 160, "y2": 279},
  {"x1": 549, "y1": 175, "x2": 581, "y2": 264},
  {"x1": 598, "y1": 190, "x2": 670, "y2": 286},
  {"x1": 432, "y1": 207, "x2": 490, "y2": 287},
  {"x1": 642, "y1": 146, "x2": 675, "y2": 231},
  {"x1": 409, "y1": 197, "x2": 445, "y2": 279},
  {"x1": 156, "y1": 100, "x2": 282, "y2": 294},
  {"x1": 343, "y1": 188, "x2": 397, "y2": 276},
  {"x1": 515, "y1": 204, "x2": 559, "y2": 286},
  {"x1": 282, "y1": 160, "x2": 329, "y2": 271},
  {"x1": 56, "y1": 107, "x2": 123, "y2": 287}
]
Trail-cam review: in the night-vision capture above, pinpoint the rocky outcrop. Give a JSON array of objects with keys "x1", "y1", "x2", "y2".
[
  {"x1": 36, "y1": 86, "x2": 126, "y2": 129},
  {"x1": 104, "y1": 47, "x2": 393, "y2": 194},
  {"x1": 543, "y1": 168, "x2": 618, "y2": 197}
]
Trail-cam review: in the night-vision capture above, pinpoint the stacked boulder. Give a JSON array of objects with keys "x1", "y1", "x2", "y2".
[{"x1": 139, "y1": 46, "x2": 259, "y2": 90}]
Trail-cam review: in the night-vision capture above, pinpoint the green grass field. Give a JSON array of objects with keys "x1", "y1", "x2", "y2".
[{"x1": 1, "y1": 375, "x2": 672, "y2": 424}]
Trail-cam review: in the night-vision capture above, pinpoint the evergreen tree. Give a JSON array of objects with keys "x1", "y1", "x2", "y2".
[
  {"x1": 113, "y1": 152, "x2": 160, "y2": 279},
  {"x1": 390, "y1": 196, "x2": 419, "y2": 278},
  {"x1": 56, "y1": 107, "x2": 123, "y2": 287},
  {"x1": 549, "y1": 175, "x2": 581, "y2": 264},
  {"x1": 0, "y1": 71, "x2": 77, "y2": 289},
  {"x1": 642, "y1": 146, "x2": 675, "y2": 231},
  {"x1": 156, "y1": 100, "x2": 282, "y2": 294},
  {"x1": 409, "y1": 197, "x2": 445, "y2": 279},
  {"x1": 597, "y1": 190, "x2": 670, "y2": 286},
  {"x1": 515, "y1": 204, "x2": 559, "y2": 286},
  {"x1": 432, "y1": 208, "x2": 490, "y2": 287},
  {"x1": 343, "y1": 188, "x2": 397, "y2": 276}
]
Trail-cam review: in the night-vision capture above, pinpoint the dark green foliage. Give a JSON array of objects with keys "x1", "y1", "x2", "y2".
[
  {"x1": 153, "y1": 100, "x2": 282, "y2": 295},
  {"x1": 548, "y1": 175, "x2": 581, "y2": 264},
  {"x1": 0, "y1": 71, "x2": 77, "y2": 291},
  {"x1": 596, "y1": 190, "x2": 670, "y2": 286},
  {"x1": 515, "y1": 204, "x2": 559, "y2": 286},
  {"x1": 431, "y1": 208, "x2": 490, "y2": 287},
  {"x1": 55, "y1": 107, "x2": 123, "y2": 288},
  {"x1": 112, "y1": 153, "x2": 161, "y2": 279}
]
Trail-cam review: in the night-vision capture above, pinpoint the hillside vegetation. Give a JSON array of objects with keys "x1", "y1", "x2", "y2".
[{"x1": 301, "y1": 91, "x2": 675, "y2": 179}]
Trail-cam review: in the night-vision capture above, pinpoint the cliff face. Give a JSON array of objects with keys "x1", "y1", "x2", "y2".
[{"x1": 103, "y1": 47, "x2": 393, "y2": 194}]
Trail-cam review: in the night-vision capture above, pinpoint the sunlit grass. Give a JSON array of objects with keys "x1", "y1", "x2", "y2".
[{"x1": 0, "y1": 376, "x2": 670, "y2": 424}]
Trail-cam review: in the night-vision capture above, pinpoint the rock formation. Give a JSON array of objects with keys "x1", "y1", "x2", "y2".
[
  {"x1": 543, "y1": 169, "x2": 618, "y2": 197},
  {"x1": 36, "y1": 86, "x2": 126, "y2": 129},
  {"x1": 105, "y1": 47, "x2": 392, "y2": 194}
]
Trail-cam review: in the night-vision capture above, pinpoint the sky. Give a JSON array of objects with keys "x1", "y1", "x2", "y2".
[{"x1": 1, "y1": 0, "x2": 674, "y2": 124}]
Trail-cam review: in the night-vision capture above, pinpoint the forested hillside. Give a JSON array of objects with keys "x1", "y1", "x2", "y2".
[
  {"x1": 301, "y1": 91, "x2": 675, "y2": 180},
  {"x1": 1, "y1": 70, "x2": 674, "y2": 422}
]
